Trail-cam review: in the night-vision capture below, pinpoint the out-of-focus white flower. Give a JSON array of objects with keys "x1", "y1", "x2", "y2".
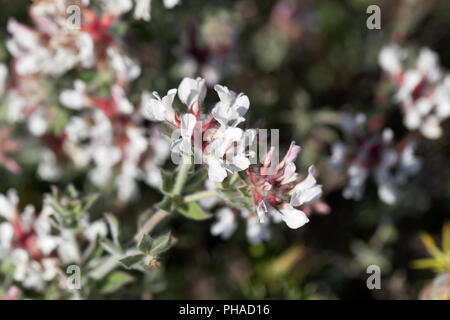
[
  {"x1": 134, "y1": 0, "x2": 151, "y2": 21},
  {"x1": 37, "y1": 149, "x2": 62, "y2": 182},
  {"x1": 107, "y1": 47, "x2": 141, "y2": 83},
  {"x1": 0, "y1": 63, "x2": 7, "y2": 97},
  {"x1": 342, "y1": 164, "x2": 368, "y2": 201},
  {"x1": 210, "y1": 207, "x2": 237, "y2": 239},
  {"x1": 329, "y1": 114, "x2": 422, "y2": 205},
  {"x1": 101, "y1": 0, "x2": 133, "y2": 16},
  {"x1": 90, "y1": 144, "x2": 121, "y2": 187},
  {"x1": 328, "y1": 141, "x2": 347, "y2": 171},
  {"x1": 436, "y1": 76, "x2": 450, "y2": 119},
  {"x1": 380, "y1": 45, "x2": 450, "y2": 140},
  {"x1": 0, "y1": 189, "x2": 18, "y2": 221},
  {"x1": 59, "y1": 80, "x2": 89, "y2": 110},
  {"x1": 378, "y1": 44, "x2": 405, "y2": 76},
  {"x1": 83, "y1": 220, "x2": 108, "y2": 242},
  {"x1": 28, "y1": 110, "x2": 48, "y2": 136},
  {"x1": 417, "y1": 48, "x2": 441, "y2": 82},
  {"x1": 245, "y1": 214, "x2": 271, "y2": 244},
  {"x1": 163, "y1": 0, "x2": 180, "y2": 9}
]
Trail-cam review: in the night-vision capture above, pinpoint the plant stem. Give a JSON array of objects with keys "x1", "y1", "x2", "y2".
[
  {"x1": 173, "y1": 161, "x2": 191, "y2": 196},
  {"x1": 183, "y1": 190, "x2": 218, "y2": 203},
  {"x1": 229, "y1": 173, "x2": 240, "y2": 185},
  {"x1": 134, "y1": 209, "x2": 170, "y2": 242}
]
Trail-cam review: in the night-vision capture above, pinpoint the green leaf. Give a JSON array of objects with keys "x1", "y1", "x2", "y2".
[
  {"x1": 138, "y1": 235, "x2": 153, "y2": 253},
  {"x1": 99, "y1": 271, "x2": 134, "y2": 294},
  {"x1": 150, "y1": 232, "x2": 174, "y2": 256},
  {"x1": 157, "y1": 196, "x2": 174, "y2": 212},
  {"x1": 137, "y1": 210, "x2": 152, "y2": 230},
  {"x1": 161, "y1": 170, "x2": 175, "y2": 194},
  {"x1": 119, "y1": 254, "x2": 145, "y2": 268},
  {"x1": 100, "y1": 240, "x2": 123, "y2": 256},
  {"x1": 184, "y1": 168, "x2": 208, "y2": 190},
  {"x1": 83, "y1": 234, "x2": 104, "y2": 262},
  {"x1": 104, "y1": 213, "x2": 120, "y2": 246},
  {"x1": 81, "y1": 193, "x2": 99, "y2": 212},
  {"x1": 178, "y1": 201, "x2": 211, "y2": 220}
]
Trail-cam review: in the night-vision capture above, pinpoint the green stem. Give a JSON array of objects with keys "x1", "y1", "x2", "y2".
[
  {"x1": 183, "y1": 190, "x2": 218, "y2": 203},
  {"x1": 173, "y1": 161, "x2": 191, "y2": 196},
  {"x1": 229, "y1": 173, "x2": 240, "y2": 185},
  {"x1": 134, "y1": 209, "x2": 170, "y2": 242}
]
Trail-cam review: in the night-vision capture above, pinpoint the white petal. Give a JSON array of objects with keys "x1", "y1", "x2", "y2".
[
  {"x1": 207, "y1": 158, "x2": 227, "y2": 182},
  {"x1": 280, "y1": 205, "x2": 309, "y2": 229},
  {"x1": 180, "y1": 113, "x2": 197, "y2": 138},
  {"x1": 178, "y1": 77, "x2": 206, "y2": 107},
  {"x1": 378, "y1": 183, "x2": 397, "y2": 205},
  {"x1": 294, "y1": 165, "x2": 317, "y2": 192},
  {"x1": 291, "y1": 185, "x2": 322, "y2": 207},
  {"x1": 420, "y1": 116, "x2": 442, "y2": 139}
]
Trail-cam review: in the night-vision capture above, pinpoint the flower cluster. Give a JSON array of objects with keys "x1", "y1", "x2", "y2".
[
  {"x1": 0, "y1": 188, "x2": 106, "y2": 294},
  {"x1": 143, "y1": 77, "x2": 253, "y2": 182},
  {"x1": 327, "y1": 114, "x2": 422, "y2": 205},
  {"x1": 3, "y1": 0, "x2": 141, "y2": 137},
  {"x1": 59, "y1": 81, "x2": 171, "y2": 201},
  {"x1": 379, "y1": 45, "x2": 450, "y2": 139}
]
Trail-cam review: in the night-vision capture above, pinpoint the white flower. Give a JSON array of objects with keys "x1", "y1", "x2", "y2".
[
  {"x1": 65, "y1": 116, "x2": 90, "y2": 142},
  {"x1": 279, "y1": 203, "x2": 309, "y2": 229},
  {"x1": 204, "y1": 127, "x2": 245, "y2": 182},
  {"x1": 436, "y1": 76, "x2": 450, "y2": 119},
  {"x1": 379, "y1": 44, "x2": 405, "y2": 76},
  {"x1": 57, "y1": 230, "x2": 80, "y2": 264},
  {"x1": 171, "y1": 113, "x2": 196, "y2": 155},
  {"x1": 212, "y1": 85, "x2": 250, "y2": 126},
  {"x1": 246, "y1": 215, "x2": 271, "y2": 244},
  {"x1": 59, "y1": 80, "x2": 88, "y2": 110},
  {"x1": 28, "y1": 110, "x2": 48, "y2": 136},
  {"x1": 163, "y1": 0, "x2": 180, "y2": 9},
  {"x1": 134, "y1": 0, "x2": 151, "y2": 21},
  {"x1": 377, "y1": 182, "x2": 397, "y2": 205},
  {"x1": 0, "y1": 222, "x2": 14, "y2": 257},
  {"x1": 210, "y1": 208, "x2": 237, "y2": 240},
  {"x1": 291, "y1": 165, "x2": 323, "y2": 207},
  {"x1": 84, "y1": 220, "x2": 108, "y2": 243},
  {"x1": 101, "y1": 0, "x2": 133, "y2": 16},
  {"x1": 89, "y1": 145, "x2": 121, "y2": 186},
  {"x1": 328, "y1": 141, "x2": 347, "y2": 170},
  {"x1": 37, "y1": 149, "x2": 62, "y2": 182},
  {"x1": 420, "y1": 115, "x2": 442, "y2": 139},
  {"x1": 396, "y1": 141, "x2": 422, "y2": 183},
  {"x1": 142, "y1": 89, "x2": 177, "y2": 122},
  {"x1": 0, "y1": 63, "x2": 7, "y2": 97},
  {"x1": 76, "y1": 32, "x2": 95, "y2": 68},
  {"x1": 343, "y1": 164, "x2": 368, "y2": 201},
  {"x1": 178, "y1": 77, "x2": 206, "y2": 108},
  {"x1": 417, "y1": 47, "x2": 441, "y2": 82},
  {"x1": 0, "y1": 189, "x2": 19, "y2": 221},
  {"x1": 112, "y1": 84, "x2": 134, "y2": 114},
  {"x1": 107, "y1": 47, "x2": 141, "y2": 83}
]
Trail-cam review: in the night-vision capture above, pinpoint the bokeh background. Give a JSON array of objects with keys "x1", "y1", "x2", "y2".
[{"x1": 1, "y1": 0, "x2": 450, "y2": 299}]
